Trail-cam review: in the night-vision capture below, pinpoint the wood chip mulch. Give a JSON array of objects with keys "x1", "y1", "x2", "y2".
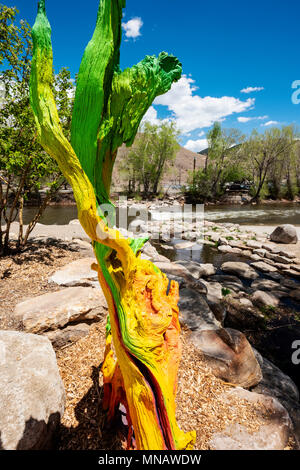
[{"x1": 56, "y1": 322, "x2": 271, "y2": 450}]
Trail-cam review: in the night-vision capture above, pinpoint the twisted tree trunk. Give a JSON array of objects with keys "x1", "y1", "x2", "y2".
[{"x1": 30, "y1": 0, "x2": 195, "y2": 450}]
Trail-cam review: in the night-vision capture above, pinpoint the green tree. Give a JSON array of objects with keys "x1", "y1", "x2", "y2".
[
  {"x1": 0, "y1": 5, "x2": 74, "y2": 255},
  {"x1": 184, "y1": 166, "x2": 215, "y2": 203},
  {"x1": 53, "y1": 67, "x2": 74, "y2": 140},
  {"x1": 280, "y1": 125, "x2": 299, "y2": 200},
  {"x1": 184, "y1": 122, "x2": 245, "y2": 203},
  {"x1": 206, "y1": 122, "x2": 245, "y2": 197},
  {"x1": 122, "y1": 122, "x2": 179, "y2": 196},
  {"x1": 244, "y1": 125, "x2": 299, "y2": 202},
  {"x1": 295, "y1": 141, "x2": 300, "y2": 194}
]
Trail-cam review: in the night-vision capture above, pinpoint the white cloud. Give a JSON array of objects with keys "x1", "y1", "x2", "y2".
[
  {"x1": 154, "y1": 75, "x2": 255, "y2": 134},
  {"x1": 67, "y1": 88, "x2": 75, "y2": 100},
  {"x1": 185, "y1": 138, "x2": 208, "y2": 153},
  {"x1": 142, "y1": 106, "x2": 161, "y2": 126},
  {"x1": 237, "y1": 117, "x2": 252, "y2": 123},
  {"x1": 240, "y1": 86, "x2": 264, "y2": 94},
  {"x1": 122, "y1": 17, "x2": 143, "y2": 39},
  {"x1": 262, "y1": 120, "x2": 280, "y2": 127},
  {"x1": 237, "y1": 115, "x2": 268, "y2": 123}
]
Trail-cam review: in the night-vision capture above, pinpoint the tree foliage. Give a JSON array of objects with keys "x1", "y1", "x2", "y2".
[
  {"x1": 0, "y1": 4, "x2": 74, "y2": 255},
  {"x1": 184, "y1": 122, "x2": 246, "y2": 202},
  {"x1": 121, "y1": 122, "x2": 179, "y2": 196},
  {"x1": 184, "y1": 121, "x2": 300, "y2": 204},
  {"x1": 244, "y1": 125, "x2": 299, "y2": 201}
]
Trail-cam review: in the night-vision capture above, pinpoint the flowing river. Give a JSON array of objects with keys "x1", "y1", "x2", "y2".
[{"x1": 22, "y1": 201, "x2": 300, "y2": 226}]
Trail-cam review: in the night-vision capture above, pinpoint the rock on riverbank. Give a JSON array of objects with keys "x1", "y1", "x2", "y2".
[{"x1": 0, "y1": 331, "x2": 65, "y2": 450}]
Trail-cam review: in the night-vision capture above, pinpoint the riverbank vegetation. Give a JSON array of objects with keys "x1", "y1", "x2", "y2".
[
  {"x1": 184, "y1": 122, "x2": 300, "y2": 204},
  {"x1": 119, "y1": 121, "x2": 180, "y2": 197},
  {"x1": 0, "y1": 5, "x2": 73, "y2": 255}
]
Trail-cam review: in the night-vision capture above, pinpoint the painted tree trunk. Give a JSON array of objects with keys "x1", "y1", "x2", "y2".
[{"x1": 30, "y1": 0, "x2": 196, "y2": 450}]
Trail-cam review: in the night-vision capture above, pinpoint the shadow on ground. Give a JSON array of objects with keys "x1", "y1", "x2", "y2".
[
  {"x1": 0, "y1": 412, "x2": 61, "y2": 450},
  {"x1": 0, "y1": 239, "x2": 82, "y2": 281},
  {"x1": 58, "y1": 366, "x2": 125, "y2": 450}
]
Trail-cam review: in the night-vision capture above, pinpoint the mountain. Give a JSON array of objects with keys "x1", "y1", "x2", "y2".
[{"x1": 113, "y1": 144, "x2": 207, "y2": 190}]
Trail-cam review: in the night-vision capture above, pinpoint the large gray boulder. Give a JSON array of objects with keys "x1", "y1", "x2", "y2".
[
  {"x1": 225, "y1": 295, "x2": 265, "y2": 329},
  {"x1": 191, "y1": 328, "x2": 262, "y2": 388},
  {"x1": 69, "y1": 239, "x2": 94, "y2": 257},
  {"x1": 195, "y1": 263, "x2": 216, "y2": 277},
  {"x1": 250, "y1": 261, "x2": 278, "y2": 273},
  {"x1": 221, "y1": 262, "x2": 259, "y2": 280},
  {"x1": 252, "y1": 349, "x2": 299, "y2": 402},
  {"x1": 270, "y1": 225, "x2": 298, "y2": 244},
  {"x1": 282, "y1": 268, "x2": 300, "y2": 279},
  {"x1": 198, "y1": 280, "x2": 226, "y2": 322},
  {"x1": 44, "y1": 323, "x2": 90, "y2": 349},
  {"x1": 155, "y1": 261, "x2": 191, "y2": 279},
  {"x1": 13, "y1": 287, "x2": 107, "y2": 334},
  {"x1": 49, "y1": 258, "x2": 98, "y2": 287},
  {"x1": 265, "y1": 251, "x2": 291, "y2": 265},
  {"x1": 252, "y1": 349, "x2": 300, "y2": 447},
  {"x1": 176, "y1": 260, "x2": 216, "y2": 279},
  {"x1": 246, "y1": 240, "x2": 263, "y2": 249},
  {"x1": 174, "y1": 241, "x2": 196, "y2": 250},
  {"x1": 141, "y1": 242, "x2": 169, "y2": 262},
  {"x1": 210, "y1": 274, "x2": 244, "y2": 293},
  {"x1": 251, "y1": 278, "x2": 283, "y2": 291},
  {"x1": 178, "y1": 288, "x2": 221, "y2": 331},
  {"x1": 218, "y1": 245, "x2": 242, "y2": 255},
  {"x1": 0, "y1": 331, "x2": 65, "y2": 450},
  {"x1": 252, "y1": 290, "x2": 280, "y2": 308},
  {"x1": 209, "y1": 388, "x2": 292, "y2": 450}
]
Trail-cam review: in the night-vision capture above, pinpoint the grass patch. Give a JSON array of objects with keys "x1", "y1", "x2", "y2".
[
  {"x1": 259, "y1": 304, "x2": 277, "y2": 319},
  {"x1": 294, "y1": 312, "x2": 300, "y2": 323},
  {"x1": 222, "y1": 287, "x2": 231, "y2": 297}
]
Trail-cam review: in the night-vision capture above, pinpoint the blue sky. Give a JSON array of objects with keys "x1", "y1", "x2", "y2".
[{"x1": 4, "y1": 0, "x2": 300, "y2": 151}]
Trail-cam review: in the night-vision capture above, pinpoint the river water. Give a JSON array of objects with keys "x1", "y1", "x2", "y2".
[
  {"x1": 22, "y1": 202, "x2": 300, "y2": 226},
  {"x1": 205, "y1": 203, "x2": 300, "y2": 226}
]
